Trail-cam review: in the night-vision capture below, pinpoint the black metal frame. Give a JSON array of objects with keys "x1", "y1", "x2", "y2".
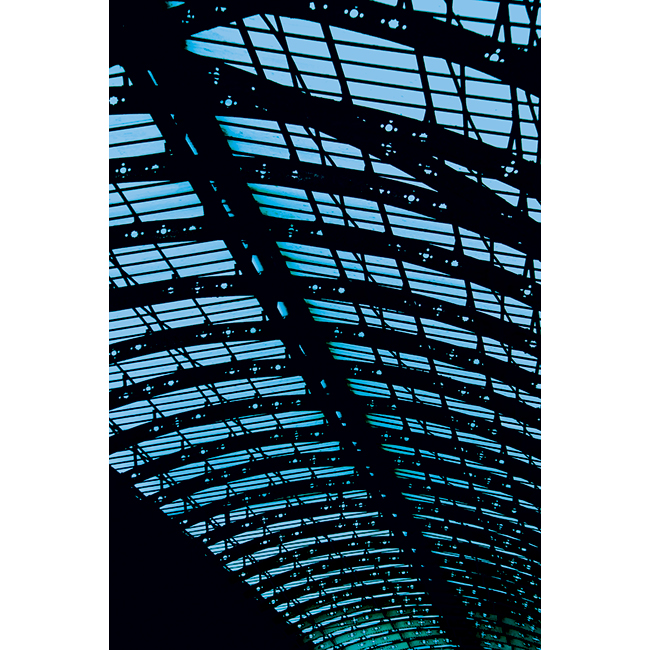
[{"x1": 110, "y1": 1, "x2": 540, "y2": 648}]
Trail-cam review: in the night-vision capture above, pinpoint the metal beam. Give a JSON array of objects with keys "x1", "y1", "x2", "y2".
[
  {"x1": 164, "y1": 0, "x2": 541, "y2": 95},
  {"x1": 364, "y1": 398, "x2": 539, "y2": 459},
  {"x1": 109, "y1": 274, "x2": 250, "y2": 311},
  {"x1": 282, "y1": 594, "x2": 471, "y2": 649},
  {"x1": 307, "y1": 607, "x2": 446, "y2": 648},
  {"x1": 297, "y1": 275, "x2": 539, "y2": 356},
  {"x1": 111, "y1": 317, "x2": 540, "y2": 398},
  {"x1": 237, "y1": 535, "x2": 400, "y2": 580},
  {"x1": 109, "y1": 272, "x2": 539, "y2": 359},
  {"x1": 110, "y1": 357, "x2": 292, "y2": 409},
  {"x1": 235, "y1": 539, "x2": 538, "y2": 633},
  {"x1": 309, "y1": 610, "x2": 450, "y2": 650},
  {"x1": 214, "y1": 523, "x2": 399, "y2": 569},
  {"x1": 110, "y1": 321, "x2": 272, "y2": 363},
  {"x1": 252, "y1": 551, "x2": 408, "y2": 593},
  {"x1": 150, "y1": 450, "x2": 346, "y2": 507},
  {"x1": 324, "y1": 321, "x2": 540, "y2": 395},
  {"x1": 176, "y1": 476, "x2": 366, "y2": 529},
  {"x1": 414, "y1": 504, "x2": 540, "y2": 569},
  {"x1": 221, "y1": 522, "x2": 478, "y2": 648},
  {"x1": 111, "y1": 352, "x2": 538, "y2": 427},
  {"x1": 195, "y1": 498, "x2": 372, "y2": 547},
  {"x1": 111, "y1": 56, "x2": 538, "y2": 201},
  {"x1": 109, "y1": 150, "x2": 540, "y2": 258},
  {"x1": 124, "y1": 423, "x2": 337, "y2": 482},
  {"x1": 243, "y1": 541, "x2": 535, "y2": 650},
  {"x1": 398, "y1": 474, "x2": 539, "y2": 534},
  {"x1": 303, "y1": 608, "x2": 446, "y2": 649},
  {"x1": 221, "y1": 61, "x2": 538, "y2": 197},
  {"x1": 109, "y1": 394, "x2": 318, "y2": 453},
  {"x1": 112, "y1": 367, "x2": 538, "y2": 461},
  {"x1": 264, "y1": 566, "x2": 424, "y2": 606},
  {"x1": 185, "y1": 58, "x2": 538, "y2": 199},
  {"x1": 388, "y1": 444, "x2": 539, "y2": 510},
  {"x1": 374, "y1": 425, "x2": 539, "y2": 488},
  {"x1": 198, "y1": 492, "x2": 539, "y2": 572},
  {"x1": 127, "y1": 433, "x2": 539, "y2": 571},
  {"x1": 263, "y1": 562, "x2": 532, "y2": 632},
  {"x1": 111, "y1": 212, "x2": 539, "y2": 308},
  {"x1": 269, "y1": 219, "x2": 539, "y2": 309},
  {"x1": 340, "y1": 359, "x2": 539, "y2": 426}
]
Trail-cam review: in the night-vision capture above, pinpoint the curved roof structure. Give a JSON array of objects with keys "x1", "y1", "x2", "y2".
[{"x1": 109, "y1": 1, "x2": 540, "y2": 648}]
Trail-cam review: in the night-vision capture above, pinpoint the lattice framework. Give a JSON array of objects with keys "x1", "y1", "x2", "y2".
[{"x1": 110, "y1": 2, "x2": 540, "y2": 648}]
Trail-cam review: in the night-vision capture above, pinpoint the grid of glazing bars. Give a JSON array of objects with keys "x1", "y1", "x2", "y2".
[{"x1": 110, "y1": 2, "x2": 540, "y2": 649}]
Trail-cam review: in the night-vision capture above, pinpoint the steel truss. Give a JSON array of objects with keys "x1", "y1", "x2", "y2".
[{"x1": 110, "y1": 1, "x2": 540, "y2": 648}]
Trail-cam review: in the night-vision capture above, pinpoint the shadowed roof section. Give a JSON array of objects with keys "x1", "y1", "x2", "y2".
[
  {"x1": 110, "y1": 467, "x2": 312, "y2": 649},
  {"x1": 110, "y1": 1, "x2": 540, "y2": 648}
]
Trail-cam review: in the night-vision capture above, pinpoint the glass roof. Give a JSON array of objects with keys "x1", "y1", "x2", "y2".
[{"x1": 110, "y1": 1, "x2": 540, "y2": 648}]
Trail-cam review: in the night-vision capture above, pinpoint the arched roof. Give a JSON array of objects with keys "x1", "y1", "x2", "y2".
[{"x1": 109, "y1": 1, "x2": 540, "y2": 648}]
